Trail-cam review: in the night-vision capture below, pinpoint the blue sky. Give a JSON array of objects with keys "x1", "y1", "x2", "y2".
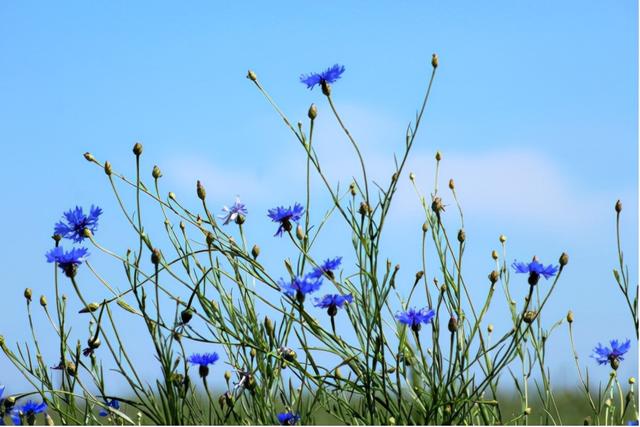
[{"x1": 0, "y1": 1, "x2": 637, "y2": 392}]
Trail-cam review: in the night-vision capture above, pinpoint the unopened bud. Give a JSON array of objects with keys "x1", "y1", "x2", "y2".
[
  {"x1": 104, "y1": 161, "x2": 112, "y2": 176},
  {"x1": 359, "y1": 202, "x2": 370, "y2": 216},
  {"x1": 247, "y1": 70, "x2": 257, "y2": 81},
  {"x1": 152, "y1": 165, "x2": 162, "y2": 179},
  {"x1": 487, "y1": 324, "x2": 494, "y2": 333},
  {"x1": 491, "y1": 250, "x2": 499, "y2": 260},
  {"x1": 39, "y1": 295, "x2": 47, "y2": 307},
  {"x1": 435, "y1": 151, "x2": 442, "y2": 161},
  {"x1": 251, "y1": 244, "x2": 260, "y2": 259},
  {"x1": 449, "y1": 179, "x2": 455, "y2": 190},
  {"x1": 151, "y1": 248, "x2": 161, "y2": 265},
  {"x1": 133, "y1": 142, "x2": 143, "y2": 156},
  {"x1": 457, "y1": 229, "x2": 466, "y2": 243},
  {"x1": 349, "y1": 182, "x2": 356, "y2": 196},
  {"x1": 559, "y1": 252, "x2": 569, "y2": 267},
  {"x1": 448, "y1": 316, "x2": 458, "y2": 333},
  {"x1": 489, "y1": 270, "x2": 499, "y2": 284},
  {"x1": 196, "y1": 180, "x2": 206, "y2": 200},
  {"x1": 567, "y1": 310, "x2": 574, "y2": 323},
  {"x1": 523, "y1": 311, "x2": 537, "y2": 324},
  {"x1": 250, "y1": 348, "x2": 257, "y2": 358},
  {"x1": 431, "y1": 53, "x2": 439, "y2": 68},
  {"x1": 308, "y1": 104, "x2": 317, "y2": 120},
  {"x1": 79, "y1": 302, "x2": 100, "y2": 313},
  {"x1": 499, "y1": 234, "x2": 507, "y2": 243},
  {"x1": 296, "y1": 225, "x2": 305, "y2": 240},
  {"x1": 83, "y1": 152, "x2": 95, "y2": 162},
  {"x1": 224, "y1": 370, "x2": 232, "y2": 382},
  {"x1": 524, "y1": 407, "x2": 532, "y2": 415},
  {"x1": 264, "y1": 316, "x2": 274, "y2": 337},
  {"x1": 409, "y1": 172, "x2": 415, "y2": 181},
  {"x1": 615, "y1": 199, "x2": 622, "y2": 213},
  {"x1": 629, "y1": 377, "x2": 635, "y2": 384},
  {"x1": 181, "y1": 308, "x2": 193, "y2": 324},
  {"x1": 422, "y1": 221, "x2": 428, "y2": 233},
  {"x1": 205, "y1": 232, "x2": 215, "y2": 247},
  {"x1": 24, "y1": 288, "x2": 32, "y2": 302}
]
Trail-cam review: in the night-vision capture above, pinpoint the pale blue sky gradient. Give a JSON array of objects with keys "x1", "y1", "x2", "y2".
[{"x1": 0, "y1": 1, "x2": 637, "y2": 390}]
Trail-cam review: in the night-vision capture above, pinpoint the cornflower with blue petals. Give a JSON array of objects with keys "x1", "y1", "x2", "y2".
[
  {"x1": 188, "y1": 352, "x2": 219, "y2": 378},
  {"x1": 10, "y1": 401, "x2": 47, "y2": 426},
  {"x1": 307, "y1": 257, "x2": 342, "y2": 280},
  {"x1": 219, "y1": 197, "x2": 248, "y2": 225},
  {"x1": 512, "y1": 258, "x2": 559, "y2": 286},
  {"x1": 46, "y1": 246, "x2": 89, "y2": 278},
  {"x1": 314, "y1": 294, "x2": 353, "y2": 317},
  {"x1": 99, "y1": 399, "x2": 120, "y2": 417},
  {"x1": 267, "y1": 204, "x2": 304, "y2": 237},
  {"x1": 592, "y1": 339, "x2": 631, "y2": 370},
  {"x1": 277, "y1": 412, "x2": 301, "y2": 425},
  {"x1": 279, "y1": 275, "x2": 322, "y2": 303},
  {"x1": 54, "y1": 205, "x2": 102, "y2": 242},
  {"x1": 396, "y1": 307, "x2": 435, "y2": 332},
  {"x1": 300, "y1": 64, "x2": 345, "y2": 93}
]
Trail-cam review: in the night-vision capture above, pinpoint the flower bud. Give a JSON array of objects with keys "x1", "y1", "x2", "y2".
[
  {"x1": 79, "y1": 302, "x2": 100, "y2": 313},
  {"x1": 247, "y1": 70, "x2": 257, "y2": 81},
  {"x1": 422, "y1": 221, "x2": 429, "y2": 233},
  {"x1": 559, "y1": 252, "x2": 569, "y2": 267},
  {"x1": 133, "y1": 142, "x2": 143, "y2": 156},
  {"x1": 487, "y1": 324, "x2": 494, "y2": 333},
  {"x1": 152, "y1": 165, "x2": 162, "y2": 179},
  {"x1": 151, "y1": 248, "x2": 161, "y2": 265},
  {"x1": 104, "y1": 161, "x2": 112, "y2": 176},
  {"x1": 39, "y1": 295, "x2": 47, "y2": 307},
  {"x1": 615, "y1": 199, "x2": 622, "y2": 213},
  {"x1": 488, "y1": 270, "x2": 499, "y2": 284},
  {"x1": 88, "y1": 336, "x2": 101, "y2": 349},
  {"x1": 181, "y1": 308, "x2": 193, "y2": 324},
  {"x1": 83, "y1": 152, "x2": 95, "y2": 162},
  {"x1": 308, "y1": 104, "x2": 317, "y2": 120},
  {"x1": 196, "y1": 180, "x2": 206, "y2": 200},
  {"x1": 252, "y1": 244, "x2": 260, "y2": 259},
  {"x1": 629, "y1": 377, "x2": 635, "y2": 384},
  {"x1": 448, "y1": 316, "x2": 458, "y2": 333},
  {"x1": 523, "y1": 311, "x2": 537, "y2": 324},
  {"x1": 491, "y1": 250, "x2": 499, "y2": 260},
  {"x1": 409, "y1": 172, "x2": 415, "y2": 181},
  {"x1": 524, "y1": 407, "x2": 532, "y2": 415},
  {"x1": 349, "y1": 182, "x2": 356, "y2": 196},
  {"x1": 449, "y1": 179, "x2": 455, "y2": 190},
  {"x1": 431, "y1": 53, "x2": 439, "y2": 68},
  {"x1": 431, "y1": 197, "x2": 445, "y2": 217},
  {"x1": 24, "y1": 288, "x2": 32, "y2": 302},
  {"x1": 359, "y1": 202, "x2": 371, "y2": 216},
  {"x1": 567, "y1": 310, "x2": 574, "y2": 323},
  {"x1": 250, "y1": 348, "x2": 257, "y2": 358},
  {"x1": 499, "y1": 234, "x2": 507, "y2": 243},
  {"x1": 264, "y1": 316, "x2": 274, "y2": 338},
  {"x1": 457, "y1": 229, "x2": 466, "y2": 243},
  {"x1": 296, "y1": 225, "x2": 305, "y2": 241},
  {"x1": 435, "y1": 151, "x2": 442, "y2": 161}
]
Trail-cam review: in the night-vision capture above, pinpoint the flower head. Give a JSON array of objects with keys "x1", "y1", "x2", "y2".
[
  {"x1": 277, "y1": 412, "x2": 301, "y2": 425},
  {"x1": 54, "y1": 205, "x2": 102, "y2": 242},
  {"x1": 10, "y1": 401, "x2": 47, "y2": 426},
  {"x1": 279, "y1": 275, "x2": 322, "y2": 303},
  {"x1": 46, "y1": 246, "x2": 89, "y2": 277},
  {"x1": 300, "y1": 64, "x2": 345, "y2": 90},
  {"x1": 314, "y1": 294, "x2": 353, "y2": 317},
  {"x1": 396, "y1": 307, "x2": 435, "y2": 332},
  {"x1": 307, "y1": 257, "x2": 342, "y2": 280},
  {"x1": 188, "y1": 352, "x2": 219, "y2": 377},
  {"x1": 592, "y1": 339, "x2": 631, "y2": 370},
  {"x1": 219, "y1": 197, "x2": 248, "y2": 225},
  {"x1": 512, "y1": 258, "x2": 559, "y2": 285},
  {"x1": 99, "y1": 399, "x2": 120, "y2": 417},
  {"x1": 267, "y1": 204, "x2": 304, "y2": 237}
]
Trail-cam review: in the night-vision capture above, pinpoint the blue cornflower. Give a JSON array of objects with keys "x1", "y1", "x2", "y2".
[
  {"x1": 219, "y1": 197, "x2": 248, "y2": 225},
  {"x1": 267, "y1": 203, "x2": 304, "y2": 237},
  {"x1": 628, "y1": 421, "x2": 639, "y2": 426},
  {"x1": 307, "y1": 257, "x2": 342, "y2": 280},
  {"x1": 98, "y1": 399, "x2": 120, "y2": 417},
  {"x1": 512, "y1": 258, "x2": 559, "y2": 286},
  {"x1": 10, "y1": 401, "x2": 47, "y2": 426},
  {"x1": 277, "y1": 412, "x2": 301, "y2": 425},
  {"x1": 396, "y1": 307, "x2": 436, "y2": 332},
  {"x1": 46, "y1": 246, "x2": 89, "y2": 278},
  {"x1": 54, "y1": 205, "x2": 102, "y2": 242},
  {"x1": 188, "y1": 352, "x2": 219, "y2": 377},
  {"x1": 279, "y1": 276, "x2": 323, "y2": 303},
  {"x1": 592, "y1": 339, "x2": 631, "y2": 370},
  {"x1": 300, "y1": 64, "x2": 345, "y2": 91},
  {"x1": 314, "y1": 294, "x2": 353, "y2": 317}
]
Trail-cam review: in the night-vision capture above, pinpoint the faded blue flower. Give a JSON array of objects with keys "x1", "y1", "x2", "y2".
[
  {"x1": 219, "y1": 197, "x2": 248, "y2": 225},
  {"x1": 396, "y1": 307, "x2": 435, "y2": 332},
  {"x1": 512, "y1": 259, "x2": 559, "y2": 285},
  {"x1": 99, "y1": 399, "x2": 120, "y2": 417},
  {"x1": 46, "y1": 246, "x2": 89, "y2": 277},
  {"x1": 54, "y1": 205, "x2": 102, "y2": 242},
  {"x1": 277, "y1": 412, "x2": 301, "y2": 425},
  {"x1": 189, "y1": 352, "x2": 219, "y2": 377},
  {"x1": 314, "y1": 294, "x2": 353, "y2": 317},
  {"x1": 10, "y1": 401, "x2": 47, "y2": 426},
  {"x1": 307, "y1": 257, "x2": 342, "y2": 280},
  {"x1": 300, "y1": 64, "x2": 345, "y2": 90},
  {"x1": 592, "y1": 339, "x2": 631, "y2": 369},
  {"x1": 279, "y1": 276, "x2": 322, "y2": 302},
  {"x1": 267, "y1": 204, "x2": 304, "y2": 237}
]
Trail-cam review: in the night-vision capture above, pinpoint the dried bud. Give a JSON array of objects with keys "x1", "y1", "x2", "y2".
[
  {"x1": 133, "y1": 142, "x2": 143, "y2": 156},
  {"x1": 435, "y1": 151, "x2": 442, "y2": 161},
  {"x1": 488, "y1": 270, "x2": 499, "y2": 284},
  {"x1": 83, "y1": 152, "x2": 95, "y2": 162},
  {"x1": 23, "y1": 288, "x2": 32, "y2": 302},
  {"x1": 151, "y1": 248, "x2": 161, "y2": 265},
  {"x1": 196, "y1": 180, "x2": 206, "y2": 200},
  {"x1": 499, "y1": 234, "x2": 507, "y2": 243},
  {"x1": 104, "y1": 161, "x2": 112, "y2": 176},
  {"x1": 449, "y1": 179, "x2": 455, "y2": 190},
  {"x1": 431, "y1": 53, "x2": 439, "y2": 68},
  {"x1": 251, "y1": 244, "x2": 260, "y2": 259},
  {"x1": 152, "y1": 165, "x2": 162, "y2": 179},
  {"x1": 566, "y1": 310, "x2": 574, "y2": 323},
  {"x1": 431, "y1": 197, "x2": 445, "y2": 217},
  {"x1": 308, "y1": 104, "x2": 317, "y2": 120},
  {"x1": 296, "y1": 224, "x2": 305, "y2": 241},
  {"x1": 39, "y1": 295, "x2": 47, "y2": 307},
  {"x1": 615, "y1": 199, "x2": 622, "y2": 213},
  {"x1": 523, "y1": 311, "x2": 537, "y2": 324},
  {"x1": 559, "y1": 252, "x2": 569, "y2": 267},
  {"x1": 448, "y1": 316, "x2": 458, "y2": 333},
  {"x1": 491, "y1": 250, "x2": 499, "y2": 260},
  {"x1": 457, "y1": 229, "x2": 466, "y2": 243},
  {"x1": 247, "y1": 70, "x2": 257, "y2": 81},
  {"x1": 359, "y1": 202, "x2": 371, "y2": 216}
]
